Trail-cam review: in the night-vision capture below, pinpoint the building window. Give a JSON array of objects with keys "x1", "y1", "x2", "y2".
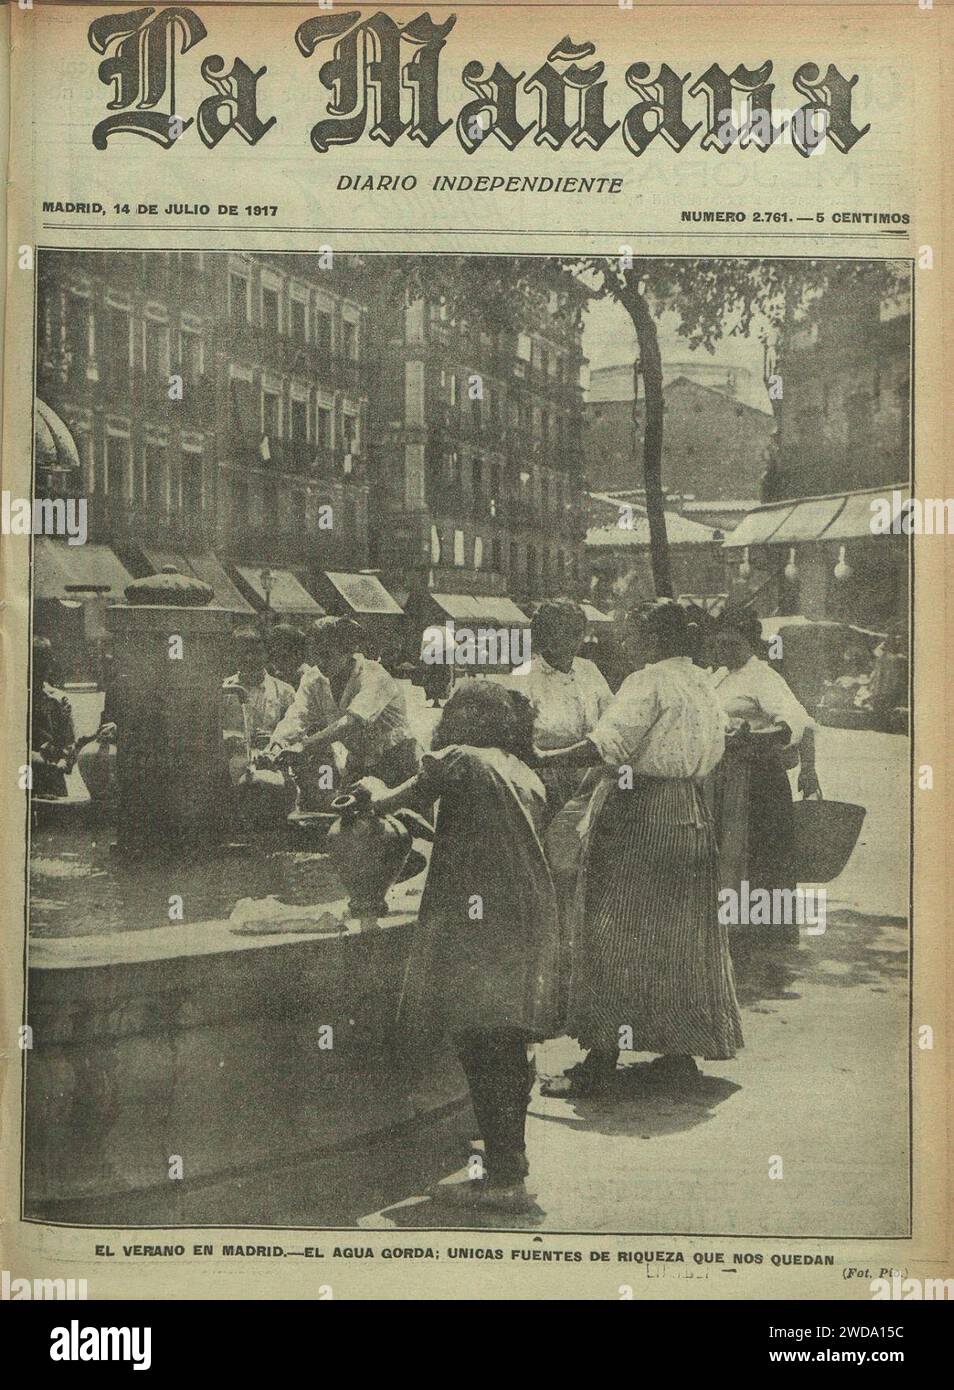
[
  {"x1": 144, "y1": 444, "x2": 165, "y2": 511},
  {"x1": 342, "y1": 319, "x2": 358, "y2": 360},
  {"x1": 106, "y1": 307, "x2": 131, "y2": 386},
  {"x1": 316, "y1": 405, "x2": 332, "y2": 450},
  {"x1": 229, "y1": 273, "x2": 249, "y2": 325},
  {"x1": 262, "y1": 285, "x2": 281, "y2": 335},
  {"x1": 144, "y1": 317, "x2": 170, "y2": 379},
  {"x1": 181, "y1": 453, "x2": 203, "y2": 515},
  {"x1": 66, "y1": 295, "x2": 90, "y2": 377},
  {"x1": 474, "y1": 536, "x2": 483, "y2": 570},
  {"x1": 315, "y1": 310, "x2": 332, "y2": 354},
  {"x1": 290, "y1": 397, "x2": 308, "y2": 443},
  {"x1": 290, "y1": 297, "x2": 307, "y2": 343},
  {"x1": 180, "y1": 328, "x2": 203, "y2": 386},
  {"x1": 342, "y1": 411, "x2": 356, "y2": 448},
  {"x1": 430, "y1": 524, "x2": 441, "y2": 565},
  {"x1": 262, "y1": 389, "x2": 282, "y2": 441},
  {"x1": 453, "y1": 529, "x2": 465, "y2": 567},
  {"x1": 105, "y1": 433, "x2": 130, "y2": 498}
]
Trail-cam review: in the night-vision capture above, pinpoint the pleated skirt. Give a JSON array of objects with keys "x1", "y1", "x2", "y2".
[{"x1": 568, "y1": 776, "x2": 744, "y2": 1060}]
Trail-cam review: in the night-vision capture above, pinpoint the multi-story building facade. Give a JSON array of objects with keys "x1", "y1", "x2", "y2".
[
  {"x1": 764, "y1": 279, "x2": 911, "y2": 504},
  {"x1": 367, "y1": 278, "x2": 590, "y2": 604},
  {"x1": 726, "y1": 273, "x2": 913, "y2": 636},
  {"x1": 584, "y1": 372, "x2": 774, "y2": 501},
  {"x1": 36, "y1": 250, "x2": 371, "y2": 577},
  {"x1": 36, "y1": 252, "x2": 591, "y2": 633}
]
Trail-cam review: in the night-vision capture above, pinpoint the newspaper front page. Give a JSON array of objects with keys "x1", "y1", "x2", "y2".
[{"x1": 1, "y1": 0, "x2": 951, "y2": 1304}]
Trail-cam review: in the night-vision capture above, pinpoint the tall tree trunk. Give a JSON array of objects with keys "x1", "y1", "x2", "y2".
[{"x1": 622, "y1": 282, "x2": 672, "y2": 599}]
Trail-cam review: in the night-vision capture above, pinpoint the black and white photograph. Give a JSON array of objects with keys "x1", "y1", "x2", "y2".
[{"x1": 23, "y1": 248, "x2": 912, "y2": 1238}]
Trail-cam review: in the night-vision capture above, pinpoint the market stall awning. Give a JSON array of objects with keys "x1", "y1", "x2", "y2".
[
  {"x1": 185, "y1": 553, "x2": 255, "y2": 612},
  {"x1": 722, "y1": 502, "x2": 797, "y2": 547},
  {"x1": 234, "y1": 565, "x2": 324, "y2": 614},
  {"x1": 818, "y1": 489, "x2": 892, "y2": 541},
  {"x1": 430, "y1": 593, "x2": 529, "y2": 625},
  {"x1": 34, "y1": 538, "x2": 131, "y2": 599},
  {"x1": 141, "y1": 548, "x2": 254, "y2": 612},
  {"x1": 769, "y1": 496, "x2": 847, "y2": 545},
  {"x1": 581, "y1": 602, "x2": 613, "y2": 624},
  {"x1": 140, "y1": 546, "x2": 182, "y2": 575},
  {"x1": 587, "y1": 507, "x2": 717, "y2": 548},
  {"x1": 323, "y1": 571, "x2": 403, "y2": 616},
  {"x1": 35, "y1": 399, "x2": 80, "y2": 474}
]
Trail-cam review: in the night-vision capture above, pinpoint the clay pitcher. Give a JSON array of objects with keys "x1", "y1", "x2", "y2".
[{"x1": 325, "y1": 794, "x2": 413, "y2": 918}]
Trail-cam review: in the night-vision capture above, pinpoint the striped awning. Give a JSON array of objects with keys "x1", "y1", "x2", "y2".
[
  {"x1": 35, "y1": 400, "x2": 80, "y2": 474},
  {"x1": 819, "y1": 489, "x2": 892, "y2": 541},
  {"x1": 723, "y1": 502, "x2": 797, "y2": 548},
  {"x1": 725, "y1": 488, "x2": 906, "y2": 547},
  {"x1": 769, "y1": 496, "x2": 847, "y2": 545}
]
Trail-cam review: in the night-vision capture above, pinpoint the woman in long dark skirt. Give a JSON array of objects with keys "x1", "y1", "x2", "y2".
[
  {"x1": 353, "y1": 681, "x2": 561, "y2": 1211},
  {"x1": 537, "y1": 601, "x2": 743, "y2": 1097},
  {"x1": 711, "y1": 609, "x2": 820, "y2": 946}
]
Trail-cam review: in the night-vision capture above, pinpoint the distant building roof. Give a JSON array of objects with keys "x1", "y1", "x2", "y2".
[{"x1": 587, "y1": 363, "x2": 772, "y2": 415}]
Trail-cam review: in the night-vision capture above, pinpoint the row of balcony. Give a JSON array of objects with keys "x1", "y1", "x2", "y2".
[
  {"x1": 215, "y1": 320, "x2": 366, "y2": 391},
  {"x1": 225, "y1": 436, "x2": 366, "y2": 481},
  {"x1": 85, "y1": 494, "x2": 217, "y2": 551},
  {"x1": 424, "y1": 479, "x2": 587, "y2": 535},
  {"x1": 425, "y1": 417, "x2": 584, "y2": 470}
]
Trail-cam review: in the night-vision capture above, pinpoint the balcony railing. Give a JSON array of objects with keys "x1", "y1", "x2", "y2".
[{"x1": 85, "y1": 494, "x2": 217, "y2": 550}]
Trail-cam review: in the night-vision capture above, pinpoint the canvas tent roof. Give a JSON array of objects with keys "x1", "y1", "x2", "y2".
[
  {"x1": 35, "y1": 539, "x2": 131, "y2": 600},
  {"x1": 234, "y1": 565, "x2": 324, "y2": 614},
  {"x1": 322, "y1": 571, "x2": 403, "y2": 616}
]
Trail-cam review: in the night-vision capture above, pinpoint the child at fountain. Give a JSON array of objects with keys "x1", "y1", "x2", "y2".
[{"x1": 352, "y1": 681, "x2": 561, "y2": 1212}]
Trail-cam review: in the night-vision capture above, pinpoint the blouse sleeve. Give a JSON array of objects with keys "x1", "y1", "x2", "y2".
[
  {"x1": 756, "y1": 664, "x2": 816, "y2": 745},
  {"x1": 587, "y1": 671, "x2": 662, "y2": 764},
  {"x1": 582, "y1": 659, "x2": 613, "y2": 719}
]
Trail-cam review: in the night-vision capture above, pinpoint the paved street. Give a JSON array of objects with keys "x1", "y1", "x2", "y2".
[
  {"x1": 365, "y1": 726, "x2": 909, "y2": 1237},
  {"x1": 136, "y1": 722, "x2": 908, "y2": 1237}
]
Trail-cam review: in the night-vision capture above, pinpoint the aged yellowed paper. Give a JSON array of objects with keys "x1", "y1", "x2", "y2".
[{"x1": 1, "y1": 0, "x2": 950, "y2": 1303}]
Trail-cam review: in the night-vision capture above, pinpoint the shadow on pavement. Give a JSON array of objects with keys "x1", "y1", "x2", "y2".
[
  {"x1": 530, "y1": 1063, "x2": 740, "y2": 1141},
  {"x1": 731, "y1": 909, "x2": 907, "y2": 1012}
]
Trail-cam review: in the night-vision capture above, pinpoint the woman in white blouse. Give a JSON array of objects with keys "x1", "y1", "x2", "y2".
[
  {"x1": 536, "y1": 601, "x2": 743, "y2": 1097},
  {"x1": 711, "y1": 608, "x2": 819, "y2": 945},
  {"x1": 507, "y1": 599, "x2": 612, "y2": 815}
]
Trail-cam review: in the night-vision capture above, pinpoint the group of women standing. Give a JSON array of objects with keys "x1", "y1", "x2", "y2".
[{"x1": 354, "y1": 596, "x2": 818, "y2": 1212}]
